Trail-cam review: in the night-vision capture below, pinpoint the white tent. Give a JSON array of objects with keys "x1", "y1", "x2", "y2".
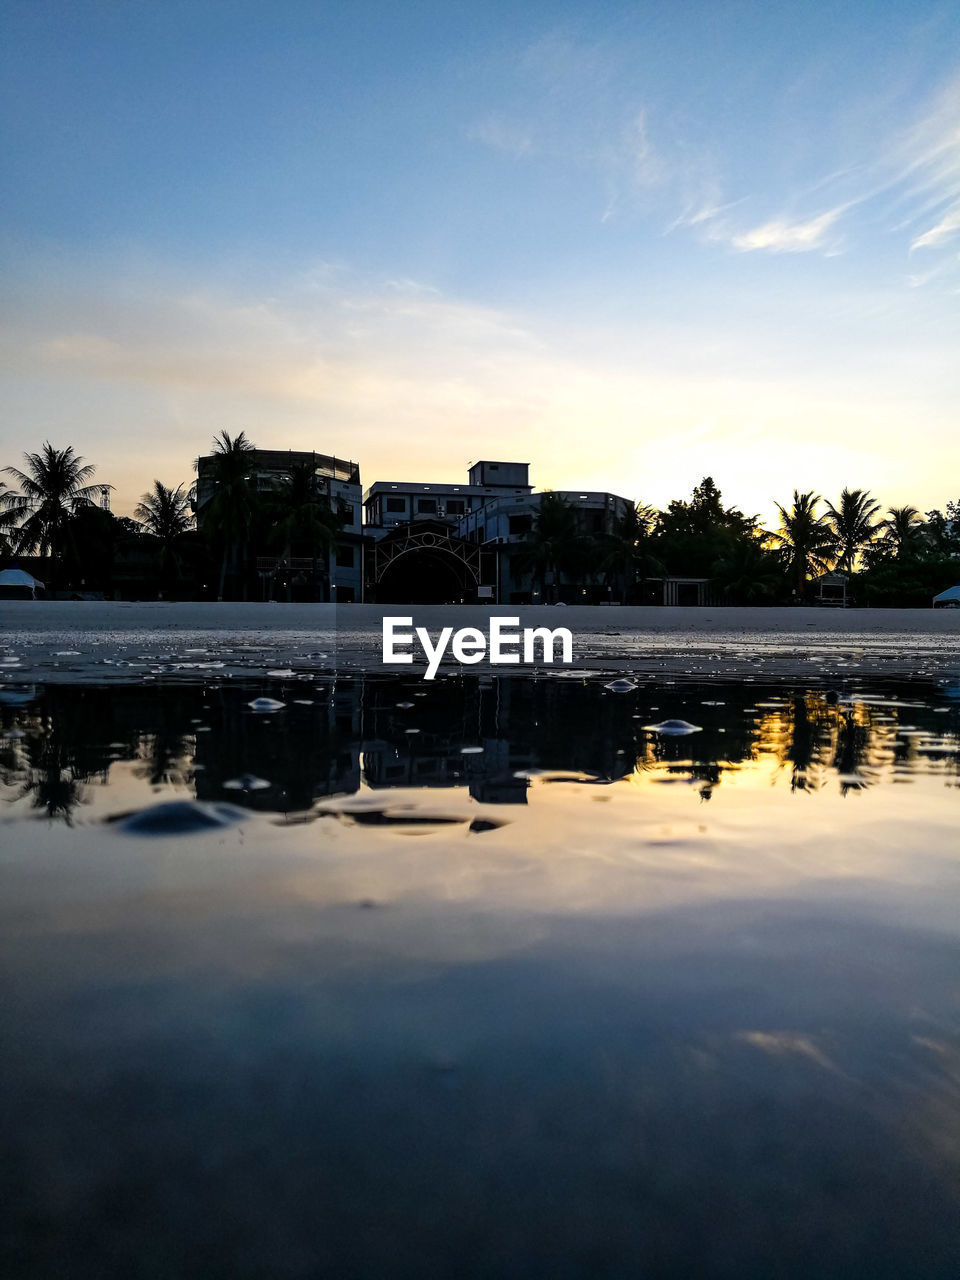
[
  {"x1": 932, "y1": 585, "x2": 960, "y2": 607},
  {"x1": 0, "y1": 566, "x2": 45, "y2": 599}
]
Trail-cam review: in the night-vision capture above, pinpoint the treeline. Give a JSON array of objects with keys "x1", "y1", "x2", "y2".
[
  {"x1": 515, "y1": 478, "x2": 960, "y2": 606},
  {"x1": 0, "y1": 433, "x2": 345, "y2": 600},
  {"x1": 2, "y1": 439, "x2": 959, "y2": 605}
]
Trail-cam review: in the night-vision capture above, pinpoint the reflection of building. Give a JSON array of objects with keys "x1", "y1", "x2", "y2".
[
  {"x1": 195, "y1": 449, "x2": 363, "y2": 602},
  {"x1": 363, "y1": 459, "x2": 631, "y2": 603}
]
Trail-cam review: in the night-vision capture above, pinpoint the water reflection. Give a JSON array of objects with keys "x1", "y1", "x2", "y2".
[
  {"x1": 4, "y1": 675, "x2": 960, "y2": 1277},
  {"x1": 1, "y1": 675, "x2": 958, "y2": 823}
]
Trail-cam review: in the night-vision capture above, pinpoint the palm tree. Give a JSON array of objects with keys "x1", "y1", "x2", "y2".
[
  {"x1": 599, "y1": 502, "x2": 660, "y2": 603},
  {"x1": 197, "y1": 431, "x2": 257, "y2": 599},
  {"x1": 878, "y1": 505, "x2": 924, "y2": 557},
  {"x1": 266, "y1": 462, "x2": 344, "y2": 601},
  {"x1": 135, "y1": 481, "x2": 194, "y2": 595},
  {"x1": 2, "y1": 444, "x2": 111, "y2": 588},
  {"x1": 771, "y1": 490, "x2": 834, "y2": 600},
  {"x1": 824, "y1": 487, "x2": 881, "y2": 572},
  {"x1": 515, "y1": 493, "x2": 583, "y2": 603},
  {"x1": 0, "y1": 480, "x2": 17, "y2": 557},
  {"x1": 712, "y1": 537, "x2": 784, "y2": 604}
]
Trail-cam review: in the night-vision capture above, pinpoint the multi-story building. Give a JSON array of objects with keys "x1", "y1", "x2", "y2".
[
  {"x1": 457, "y1": 488, "x2": 631, "y2": 603},
  {"x1": 195, "y1": 448, "x2": 363, "y2": 601},
  {"x1": 362, "y1": 459, "x2": 631, "y2": 603},
  {"x1": 363, "y1": 460, "x2": 532, "y2": 530}
]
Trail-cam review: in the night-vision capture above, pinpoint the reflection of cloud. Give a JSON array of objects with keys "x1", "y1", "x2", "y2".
[{"x1": 733, "y1": 1031, "x2": 841, "y2": 1073}]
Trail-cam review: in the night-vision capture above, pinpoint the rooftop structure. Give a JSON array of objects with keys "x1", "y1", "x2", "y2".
[{"x1": 363, "y1": 460, "x2": 532, "y2": 532}]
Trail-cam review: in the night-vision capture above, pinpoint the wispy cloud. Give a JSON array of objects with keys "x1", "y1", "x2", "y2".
[
  {"x1": 467, "y1": 114, "x2": 534, "y2": 158},
  {"x1": 1, "y1": 257, "x2": 956, "y2": 521},
  {"x1": 721, "y1": 73, "x2": 958, "y2": 276},
  {"x1": 909, "y1": 207, "x2": 960, "y2": 250},
  {"x1": 731, "y1": 206, "x2": 847, "y2": 254},
  {"x1": 467, "y1": 33, "x2": 667, "y2": 221}
]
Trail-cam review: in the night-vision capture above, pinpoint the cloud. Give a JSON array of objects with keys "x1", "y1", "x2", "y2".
[
  {"x1": 1, "y1": 256, "x2": 957, "y2": 523},
  {"x1": 467, "y1": 114, "x2": 534, "y2": 158},
  {"x1": 731, "y1": 206, "x2": 846, "y2": 254},
  {"x1": 910, "y1": 208, "x2": 960, "y2": 250},
  {"x1": 468, "y1": 33, "x2": 667, "y2": 221},
  {"x1": 667, "y1": 69, "x2": 960, "y2": 278}
]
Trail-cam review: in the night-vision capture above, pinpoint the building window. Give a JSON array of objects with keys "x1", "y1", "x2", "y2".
[
  {"x1": 446, "y1": 499, "x2": 465, "y2": 515},
  {"x1": 386, "y1": 497, "x2": 405, "y2": 513},
  {"x1": 417, "y1": 498, "x2": 437, "y2": 514},
  {"x1": 509, "y1": 514, "x2": 532, "y2": 535},
  {"x1": 336, "y1": 547, "x2": 354, "y2": 568}
]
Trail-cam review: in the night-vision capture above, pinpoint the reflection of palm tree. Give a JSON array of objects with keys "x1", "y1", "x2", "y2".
[
  {"x1": 825, "y1": 487, "x2": 880, "y2": 572},
  {"x1": 516, "y1": 494, "x2": 583, "y2": 603},
  {"x1": 2, "y1": 444, "x2": 111, "y2": 588},
  {"x1": 17, "y1": 734, "x2": 85, "y2": 824},
  {"x1": 199, "y1": 431, "x2": 257, "y2": 600},
  {"x1": 771, "y1": 491, "x2": 834, "y2": 600},
  {"x1": 599, "y1": 503, "x2": 661, "y2": 603},
  {"x1": 833, "y1": 705, "x2": 871, "y2": 791},
  {"x1": 134, "y1": 729, "x2": 193, "y2": 788},
  {"x1": 267, "y1": 462, "x2": 344, "y2": 601},
  {"x1": 878, "y1": 505, "x2": 924, "y2": 557},
  {"x1": 135, "y1": 481, "x2": 194, "y2": 593}
]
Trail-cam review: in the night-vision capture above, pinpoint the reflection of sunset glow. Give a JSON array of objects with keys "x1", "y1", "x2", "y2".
[
  {"x1": 627, "y1": 692, "x2": 960, "y2": 799},
  {"x1": 2, "y1": 680, "x2": 959, "y2": 952}
]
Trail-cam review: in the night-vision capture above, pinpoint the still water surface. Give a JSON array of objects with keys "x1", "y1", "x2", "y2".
[{"x1": 2, "y1": 672, "x2": 960, "y2": 1278}]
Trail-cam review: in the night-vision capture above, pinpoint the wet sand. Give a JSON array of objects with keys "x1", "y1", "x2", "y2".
[{"x1": 2, "y1": 601, "x2": 959, "y2": 684}]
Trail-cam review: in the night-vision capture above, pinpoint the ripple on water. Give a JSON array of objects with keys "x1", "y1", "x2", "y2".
[
  {"x1": 644, "y1": 719, "x2": 703, "y2": 736},
  {"x1": 110, "y1": 800, "x2": 248, "y2": 836}
]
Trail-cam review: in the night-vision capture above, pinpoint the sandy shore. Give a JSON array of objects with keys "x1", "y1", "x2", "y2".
[{"x1": 1, "y1": 601, "x2": 959, "y2": 683}]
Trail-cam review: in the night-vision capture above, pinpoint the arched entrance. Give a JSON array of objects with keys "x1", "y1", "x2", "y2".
[{"x1": 367, "y1": 521, "x2": 494, "y2": 604}]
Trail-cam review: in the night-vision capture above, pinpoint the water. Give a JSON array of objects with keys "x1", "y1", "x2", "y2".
[{"x1": 2, "y1": 670, "x2": 960, "y2": 1277}]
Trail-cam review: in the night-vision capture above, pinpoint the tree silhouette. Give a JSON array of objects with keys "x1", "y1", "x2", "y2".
[
  {"x1": 516, "y1": 493, "x2": 584, "y2": 603},
  {"x1": 599, "y1": 502, "x2": 661, "y2": 603},
  {"x1": 198, "y1": 431, "x2": 258, "y2": 600},
  {"x1": 2, "y1": 444, "x2": 111, "y2": 588},
  {"x1": 652, "y1": 476, "x2": 764, "y2": 583},
  {"x1": 265, "y1": 462, "x2": 345, "y2": 601},
  {"x1": 772, "y1": 491, "x2": 834, "y2": 600},
  {"x1": 876, "y1": 506, "x2": 924, "y2": 559},
  {"x1": 825, "y1": 487, "x2": 881, "y2": 572},
  {"x1": 135, "y1": 481, "x2": 194, "y2": 594}
]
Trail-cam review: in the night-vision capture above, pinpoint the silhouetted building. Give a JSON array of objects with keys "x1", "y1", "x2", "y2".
[
  {"x1": 195, "y1": 448, "x2": 363, "y2": 601},
  {"x1": 363, "y1": 460, "x2": 630, "y2": 603}
]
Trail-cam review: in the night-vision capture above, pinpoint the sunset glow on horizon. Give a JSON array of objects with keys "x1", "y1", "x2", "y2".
[{"x1": 1, "y1": 1, "x2": 958, "y2": 525}]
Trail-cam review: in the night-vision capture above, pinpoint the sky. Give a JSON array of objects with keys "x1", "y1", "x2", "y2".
[{"x1": 1, "y1": 0, "x2": 958, "y2": 525}]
